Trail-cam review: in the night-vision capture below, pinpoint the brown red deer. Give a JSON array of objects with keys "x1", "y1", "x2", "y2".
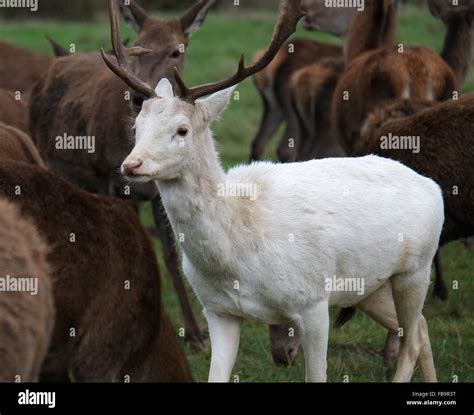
[
  {"x1": 428, "y1": 0, "x2": 474, "y2": 86},
  {"x1": 332, "y1": 0, "x2": 472, "y2": 300},
  {"x1": 249, "y1": 0, "x2": 401, "y2": 161},
  {"x1": 358, "y1": 97, "x2": 474, "y2": 292},
  {"x1": 288, "y1": 58, "x2": 345, "y2": 160},
  {"x1": 0, "y1": 198, "x2": 54, "y2": 382},
  {"x1": 1, "y1": 104, "x2": 192, "y2": 382},
  {"x1": 0, "y1": 160, "x2": 193, "y2": 382},
  {"x1": 250, "y1": 39, "x2": 342, "y2": 162},
  {"x1": 249, "y1": 0, "x2": 360, "y2": 162},
  {"x1": 0, "y1": 122, "x2": 192, "y2": 381},
  {"x1": 331, "y1": 1, "x2": 458, "y2": 156},
  {"x1": 289, "y1": 0, "x2": 401, "y2": 161},
  {"x1": 29, "y1": 0, "x2": 215, "y2": 347}
]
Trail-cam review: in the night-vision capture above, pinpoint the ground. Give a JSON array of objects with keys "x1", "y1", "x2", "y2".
[{"x1": 1, "y1": 3, "x2": 473, "y2": 382}]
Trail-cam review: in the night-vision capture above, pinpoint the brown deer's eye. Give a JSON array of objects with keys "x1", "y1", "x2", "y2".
[
  {"x1": 177, "y1": 127, "x2": 188, "y2": 137},
  {"x1": 171, "y1": 50, "x2": 181, "y2": 59}
]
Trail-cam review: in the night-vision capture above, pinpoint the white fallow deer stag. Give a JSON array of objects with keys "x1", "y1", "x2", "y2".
[{"x1": 107, "y1": 0, "x2": 443, "y2": 382}]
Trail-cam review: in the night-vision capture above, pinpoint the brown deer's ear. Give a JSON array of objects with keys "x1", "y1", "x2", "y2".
[
  {"x1": 180, "y1": 0, "x2": 215, "y2": 39},
  {"x1": 119, "y1": 0, "x2": 149, "y2": 33},
  {"x1": 46, "y1": 35, "x2": 70, "y2": 57}
]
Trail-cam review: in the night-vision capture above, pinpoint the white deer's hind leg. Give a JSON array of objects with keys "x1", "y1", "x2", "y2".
[
  {"x1": 417, "y1": 315, "x2": 436, "y2": 382},
  {"x1": 357, "y1": 280, "x2": 436, "y2": 382},
  {"x1": 298, "y1": 300, "x2": 330, "y2": 382},
  {"x1": 204, "y1": 310, "x2": 242, "y2": 383},
  {"x1": 357, "y1": 282, "x2": 399, "y2": 329},
  {"x1": 391, "y1": 267, "x2": 436, "y2": 383},
  {"x1": 356, "y1": 281, "x2": 400, "y2": 367}
]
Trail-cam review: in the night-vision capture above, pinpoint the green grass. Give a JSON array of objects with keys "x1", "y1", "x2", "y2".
[{"x1": 1, "y1": 4, "x2": 473, "y2": 382}]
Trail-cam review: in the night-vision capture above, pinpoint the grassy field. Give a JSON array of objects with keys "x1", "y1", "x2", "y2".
[{"x1": 1, "y1": 4, "x2": 473, "y2": 382}]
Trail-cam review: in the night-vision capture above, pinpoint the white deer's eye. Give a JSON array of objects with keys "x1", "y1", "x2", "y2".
[{"x1": 177, "y1": 127, "x2": 188, "y2": 137}]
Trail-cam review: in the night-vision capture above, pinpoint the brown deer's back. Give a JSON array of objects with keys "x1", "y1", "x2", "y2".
[
  {"x1": 0, "y1": 197, "x2": 55, "y2": 382},
  {"x1": 0, "y1": 161, "x2": 190, "y2": 382},
  {"x1": 332, "y1": 45, "x2": 457, "y2": 154},
  {"x1": 0, "y1": 41, "x2": 52, "y2": 94},
  {"x1": 0, "y1": 89, "x2": 29, "y2": 133},
  {"x1": 359, "y1": 94, "x2": 474, "y2": 244},
  {"x1": 0, "y1": 122, "x2": 45, "y2": 167}
]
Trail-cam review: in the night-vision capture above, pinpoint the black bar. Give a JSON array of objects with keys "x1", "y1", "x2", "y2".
[{"x1": 0, "y1": 383, "x2": 472, "y2": 414}]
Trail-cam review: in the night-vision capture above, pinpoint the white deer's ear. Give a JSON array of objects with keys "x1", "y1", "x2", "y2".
[
  {"x1": 155, "y1": 78, "x2": 174, "y2": 99},
  {"x1": 197, "y1": 86, "x2": 236, "y2": 122}
]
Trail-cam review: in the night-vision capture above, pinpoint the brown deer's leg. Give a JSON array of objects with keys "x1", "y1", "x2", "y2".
[
  {"x1": 277, "y1": 112, "x2": 299, "y2": 162},
  {"x1": 151, "y1": 196, "x2": 206, "y2": 349},
  {"x1": 269, "y1": 324, "x2": 301, "y2": 367},
  {"x1": 382, "y1": 330, "x2": 400, "y2": 371},
  {"x1": 250, "y1": 92, "x2": 284, "y2": 161},
  {"x1": 433, "y1": 249, "x2": 448, "y2": 301},
  {"x1": 291, "y1": 94, "x2": 313, "y2": 161}
]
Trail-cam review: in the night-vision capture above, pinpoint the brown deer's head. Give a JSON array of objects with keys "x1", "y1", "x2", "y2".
[
  {"x1": 300, "y1": 0, "x2": 361, "y2": 36},
  {"x1": 300, "y1": 0, "x2": 405, "y2": 37},
  {"x1": 428, "y1": 0, "x2": 474, "y2": 22},
  {"x1": 118, "y1": 0, "x2": 214, "y2": 110}
]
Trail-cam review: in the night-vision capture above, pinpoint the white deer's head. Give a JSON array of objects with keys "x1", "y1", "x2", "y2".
[
  {"x1": 102, "y1": 0, "x2": 305, "y2": 182},
  {"x1": 121, "y1": 79, "x2": 234, "y2": 182}
]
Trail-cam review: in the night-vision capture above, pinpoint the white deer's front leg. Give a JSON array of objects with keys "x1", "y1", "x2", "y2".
[
  {"x1": 204, "y1": 310, "x2": 242, "y2": 383},
  {"x1": 298, "y1": 301, "x2": 330, "y2": 382}
]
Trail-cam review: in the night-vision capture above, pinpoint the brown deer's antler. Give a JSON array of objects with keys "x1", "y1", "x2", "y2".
[
  {"x1": 175, "y1": 0, "x2": 305, "y2": 103},
  {"x1": 101, "y1": 0, "x2": 157, "y2": 99}
]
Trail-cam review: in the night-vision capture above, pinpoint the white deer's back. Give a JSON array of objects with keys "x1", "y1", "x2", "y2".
[{"x1": 179, "y1": 155, "x2": 444, "y2": 323}]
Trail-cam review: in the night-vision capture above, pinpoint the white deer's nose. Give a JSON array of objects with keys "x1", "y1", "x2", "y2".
[{"x1": 122, "y1": 159, "x2": 143, "y2": 176}]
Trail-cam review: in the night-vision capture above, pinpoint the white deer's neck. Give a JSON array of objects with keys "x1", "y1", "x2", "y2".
[{"x1": 156, "y1": 129, "x2": 241, "y2": 267}]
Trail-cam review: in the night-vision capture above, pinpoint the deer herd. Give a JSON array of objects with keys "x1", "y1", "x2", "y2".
[{"x1": 0, "y1": 0, "x2": 472, "y2": 383}]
